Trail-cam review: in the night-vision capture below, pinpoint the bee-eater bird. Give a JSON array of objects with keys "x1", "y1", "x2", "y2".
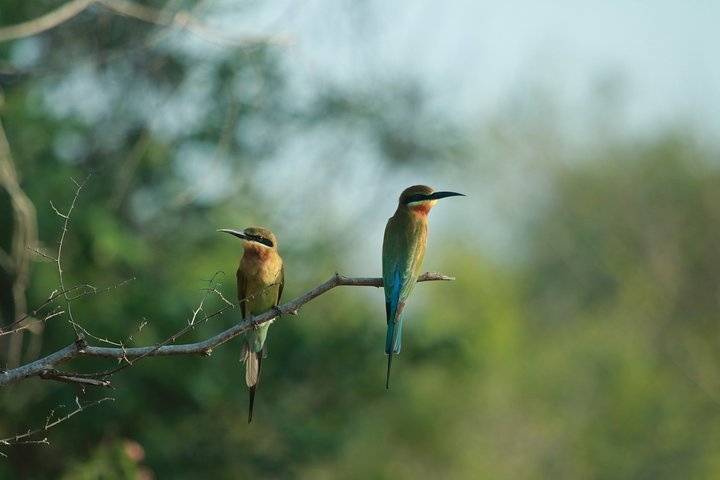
[
  {"x1": 218, "y1": 227, "x2": 284, "y2": 423},
  {"x1": 383, "y1": 185, "x2": 464, "y2": 388}
]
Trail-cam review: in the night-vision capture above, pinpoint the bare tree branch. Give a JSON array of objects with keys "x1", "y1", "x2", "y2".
[
  {"x1": 96, "y1": 0, "x2": 292, "y2": 47},
  {"x1": 0, "y1": 0, "x2": 291, "y2": 47},
  {"x1": 0, "y1": 117, "x2": 39, "y2": 367},
  {"x1": 0, "y1": 272, "x2": 454, "y2": 388},
  {"x1": 0, "y1": 0, "x2": 95, "y2": 43}
]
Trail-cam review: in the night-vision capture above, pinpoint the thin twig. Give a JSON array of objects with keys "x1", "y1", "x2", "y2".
[
  {"x1": 53, "y1": 175, "x2": 91, "y2": 338},
  {"x1": 0, "y1": 309, "x2": 65, "y2": 337},
  {"x1": 0, "y1": 397, "x2": 114, "y2": 448},
  {"x1": 39, "y1": 370, "x2": 113, "y2": 388},
  {"x1": 189, "y1": 272, "x2": 229, "y2": 326},
  {"x1": 28, "y1": 246, "x2": 57, "y2": 262},
  {"x1": 0, "y1": 278, "x2": 133, "y2": 336}
]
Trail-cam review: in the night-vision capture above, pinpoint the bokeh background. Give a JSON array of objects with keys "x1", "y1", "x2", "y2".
[{"x1": 2, "y1": 1, "x2": 720, "y2": 478}]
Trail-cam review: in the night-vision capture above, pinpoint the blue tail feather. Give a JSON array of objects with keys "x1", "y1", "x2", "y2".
[
  {"x1": 385, "y1": 313, "x2": 403, "y2": 354},
  {"x1": 385, "y1": 269, "x2": 403, "y2": 354}
]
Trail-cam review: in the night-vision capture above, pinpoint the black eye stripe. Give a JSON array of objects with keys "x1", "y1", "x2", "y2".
[
  {"x1": 403, "y1": 193, "x2": 431, "y2": 204},
  {"x1": 252, "y1": 235, "x2": 274, "y2": 247}
]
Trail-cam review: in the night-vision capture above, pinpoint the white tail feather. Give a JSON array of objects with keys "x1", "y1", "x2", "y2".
[{"x1": 241, "y1": 341, "x2": 260, "y2": 388}]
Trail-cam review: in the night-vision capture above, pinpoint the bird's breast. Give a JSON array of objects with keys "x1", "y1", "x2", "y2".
[
  {"x1": 240, "y1": 254, "x2": 282, "y2": 316},
  {"x1": 241, "y1": 257, "x2": 281, "y2": 285}
]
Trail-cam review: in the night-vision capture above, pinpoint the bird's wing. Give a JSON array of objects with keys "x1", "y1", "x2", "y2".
[
  {"x1": 276, "y1": 263, "x2": 285, "y2": 305},
  {"x1": 383, "y1": 216, "x2": 424, "y2": 324},
  {"x1": 382, "y1": 222, "x2": 400, "y2": 324},
  {"x1": 237, "y1": 266, "x2": 247, "y2": 319},
  {"x1": 385, "y1": 269, "x2": 402, "y2": 325}
]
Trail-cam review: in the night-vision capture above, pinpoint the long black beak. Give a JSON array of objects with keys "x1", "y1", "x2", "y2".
[
  {"x1": 429, "y1": 191, "x2": 465, "y2": 200},
  {"x1": 217, "y1": 228, "x2": 250, "y2": 240}
]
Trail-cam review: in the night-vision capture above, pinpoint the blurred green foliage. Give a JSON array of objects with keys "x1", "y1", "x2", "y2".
[{"x1": 2, "y1": 2, "x2": 720, "y2": 479}]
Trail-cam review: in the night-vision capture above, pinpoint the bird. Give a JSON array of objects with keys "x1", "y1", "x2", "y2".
[
  {"x1": 218, "y1": 226, "x2": 284, "y2": 423},
  {"x1": 382, "y1": 185, "x2": 464, "y2": 388}
]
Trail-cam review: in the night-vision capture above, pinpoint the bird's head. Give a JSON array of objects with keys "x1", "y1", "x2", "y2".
[
  {"x1": 218, "y1": 226, "x2": 278, "y2": 253},
  {"x1": 398, "y1": 185, "x2": 464, "y2": 215}
]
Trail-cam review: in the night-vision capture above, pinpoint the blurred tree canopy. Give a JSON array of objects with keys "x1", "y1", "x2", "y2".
[{"x1": 2, "y1": 2, "x2": 720, "y2": 479}]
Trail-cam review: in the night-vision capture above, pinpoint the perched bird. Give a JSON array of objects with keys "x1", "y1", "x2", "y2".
[
  {"x1": 218, "y1": 227, "x2": 284, "y2": 423},
  {"x1": 382, "y1": 185, "x2": 464, "y2": 388}
]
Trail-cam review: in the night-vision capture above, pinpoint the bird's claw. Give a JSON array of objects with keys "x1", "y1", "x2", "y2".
[
  {"x1": 247, "y1": 315, "x2": 259, "y2": 330},
  {"x1": 271, "y1": 305, "x2": 283, "y2": 318}
]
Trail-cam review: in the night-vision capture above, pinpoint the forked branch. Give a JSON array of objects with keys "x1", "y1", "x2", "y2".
[{"x1": 0, "y1": 272, "x2": 454, "y2": 388}]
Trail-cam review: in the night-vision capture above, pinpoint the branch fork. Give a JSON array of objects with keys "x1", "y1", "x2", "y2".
[{"x1": 0, "y1": 271, "x2": 454, "y2": 388}]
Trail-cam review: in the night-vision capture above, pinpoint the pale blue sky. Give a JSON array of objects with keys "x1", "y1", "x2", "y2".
[{"x1": 223, "y1": 0, "x2": 720, "y2": 140}]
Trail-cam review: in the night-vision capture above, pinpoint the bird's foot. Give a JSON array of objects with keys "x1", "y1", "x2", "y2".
[
  {"x1": 271, "y1": 305, "x2": 283, "y2": 319},
  {"x1": 247, "y1": 314, "x2": 259, "y2": 330}
]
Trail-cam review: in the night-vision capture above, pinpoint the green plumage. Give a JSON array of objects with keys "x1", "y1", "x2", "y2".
[
  {"x1": 382, "y1": 185, "x2": 464, "y2": 388},
  {"x1": 382, "y1": 205, "x2": 428, "y2": 353}
]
